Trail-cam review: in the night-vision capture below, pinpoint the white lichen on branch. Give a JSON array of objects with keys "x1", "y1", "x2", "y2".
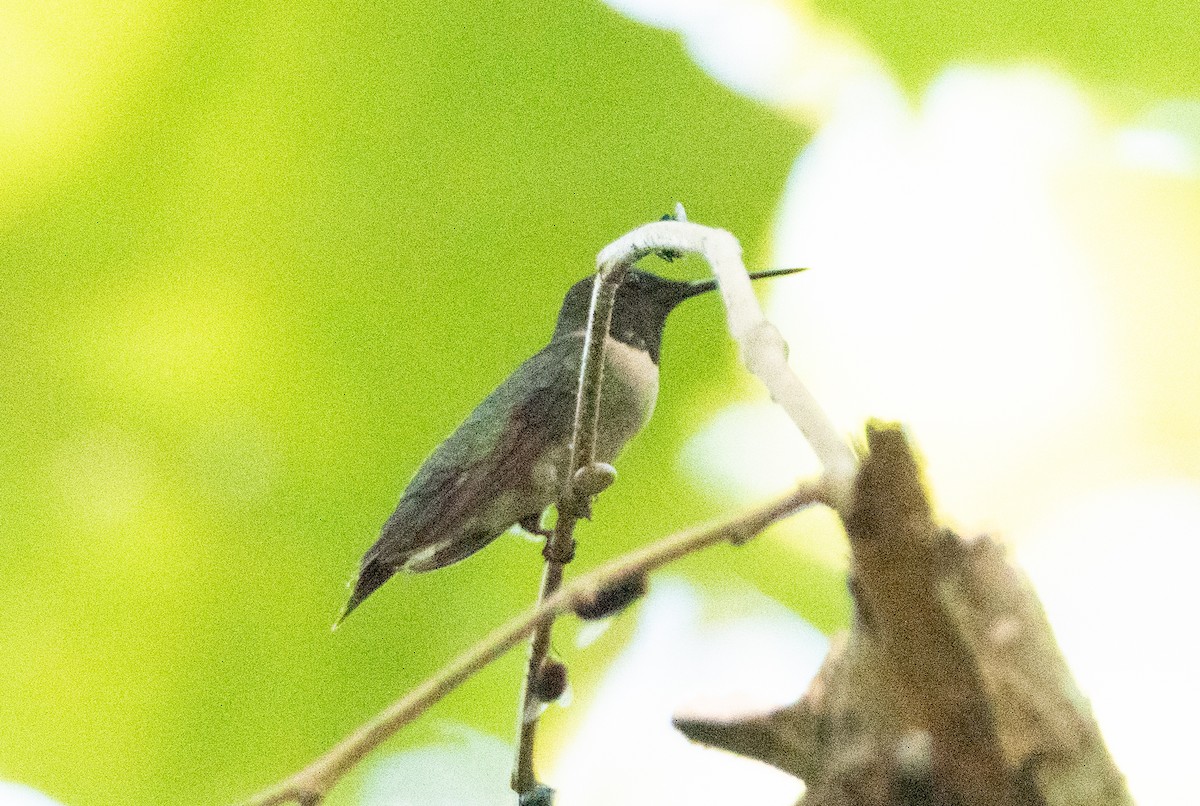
[{"x1": 598, "y1": 216, "x2": 858, "y2": 508}]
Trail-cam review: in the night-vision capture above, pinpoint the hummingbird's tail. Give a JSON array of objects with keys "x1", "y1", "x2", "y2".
[{"x1": 336, "y1": 555, "x2": 394, "y2": 626}]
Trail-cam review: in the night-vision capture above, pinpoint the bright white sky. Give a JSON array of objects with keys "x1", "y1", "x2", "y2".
[{"x1": 591, "y1": 1, "x2": 1200, "y2": 803}]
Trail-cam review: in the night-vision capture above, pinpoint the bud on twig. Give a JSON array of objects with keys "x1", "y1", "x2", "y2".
[
  {"x1": 532, "y1": 658, "x2": 568, "y2": 703},
  {"x1": 573, "y1": 573, "x2": 647, "y2": 620}
]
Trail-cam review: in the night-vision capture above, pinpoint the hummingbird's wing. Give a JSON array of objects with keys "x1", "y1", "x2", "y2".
[{"x1": 342, "y1": 341, "x2": 582, "y2": 618}]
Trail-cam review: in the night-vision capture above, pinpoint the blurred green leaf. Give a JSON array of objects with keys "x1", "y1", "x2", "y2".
[
  {"x1": 813, "y1": 0, "x2": 1200, "y2": 100},
  {"x1": 0, "y1": 2, "x2": 799, "y2": 805}
]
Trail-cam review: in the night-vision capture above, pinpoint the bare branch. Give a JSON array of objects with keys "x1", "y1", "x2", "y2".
[
  {"x1": 235, "y1": 482, "x2": 827, "y2": 806},
  {"x1": 677, "y1": 424, "x2": 1135, "y2": 806},
  {"x1": 510, "y1": 231, "x2": 642, "y2": 794}
]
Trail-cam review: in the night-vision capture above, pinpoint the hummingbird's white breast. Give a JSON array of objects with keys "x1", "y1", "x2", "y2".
[{"x1": 595, "y1": 337, "x2": 660, "y2": 463}]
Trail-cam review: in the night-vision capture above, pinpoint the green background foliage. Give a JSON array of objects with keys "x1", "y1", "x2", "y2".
[
  {"x1": 1, "y1": 3, "x2": 801, "y2": 805},
  {"x1": 2, "y1": 1, "x2": 1191, "y2": 804},
  {"x1": 815, "y1": 0, "x2": 1200, "y2": 101}
]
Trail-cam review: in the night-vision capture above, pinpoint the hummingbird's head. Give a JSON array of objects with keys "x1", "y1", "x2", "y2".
[{"x1": 552, "y1": 266, "x2": 805, "y2": 363}]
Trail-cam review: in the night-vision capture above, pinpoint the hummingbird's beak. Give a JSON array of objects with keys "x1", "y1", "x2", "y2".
[{"x1": 682, "y1": 266, "x2": 809, "y2": 298}]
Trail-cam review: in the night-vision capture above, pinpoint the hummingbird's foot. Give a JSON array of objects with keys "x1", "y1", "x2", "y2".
[{"x1": 557, "y1": 494, "x2": 594, "y2": 522}]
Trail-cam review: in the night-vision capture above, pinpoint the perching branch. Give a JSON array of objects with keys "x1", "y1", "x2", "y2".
[
  {"x1": 510, "y1": 222, "x2": 637, "y2": 796},
  {"x1": 596, "y1": 208, "x2": 859, "y2": 508},
  {"x1": 240, "y1": 210, "x2": 855, "y2": 805},
  {"x1": 513, "y1": 207, "x2": 861, "y2": 795},
  {"x1": 236, "y1": 480, "x2": 829, "y2": 806}
]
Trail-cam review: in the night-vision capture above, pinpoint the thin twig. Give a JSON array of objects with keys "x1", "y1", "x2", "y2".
[
  {"x1": 511, "y1": 526, "x2": 571, "y2": 794},
  {"x1": 236, "y1": 481, "x2": 828, "y2": 806},
  {"x1": 512, "y1": 252, "x2": 634, "y2": 794}
]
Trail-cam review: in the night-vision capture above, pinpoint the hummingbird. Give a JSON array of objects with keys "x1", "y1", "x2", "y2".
[{"x1": 340, "y1": 265, "x2": 803, "y2": 620}]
